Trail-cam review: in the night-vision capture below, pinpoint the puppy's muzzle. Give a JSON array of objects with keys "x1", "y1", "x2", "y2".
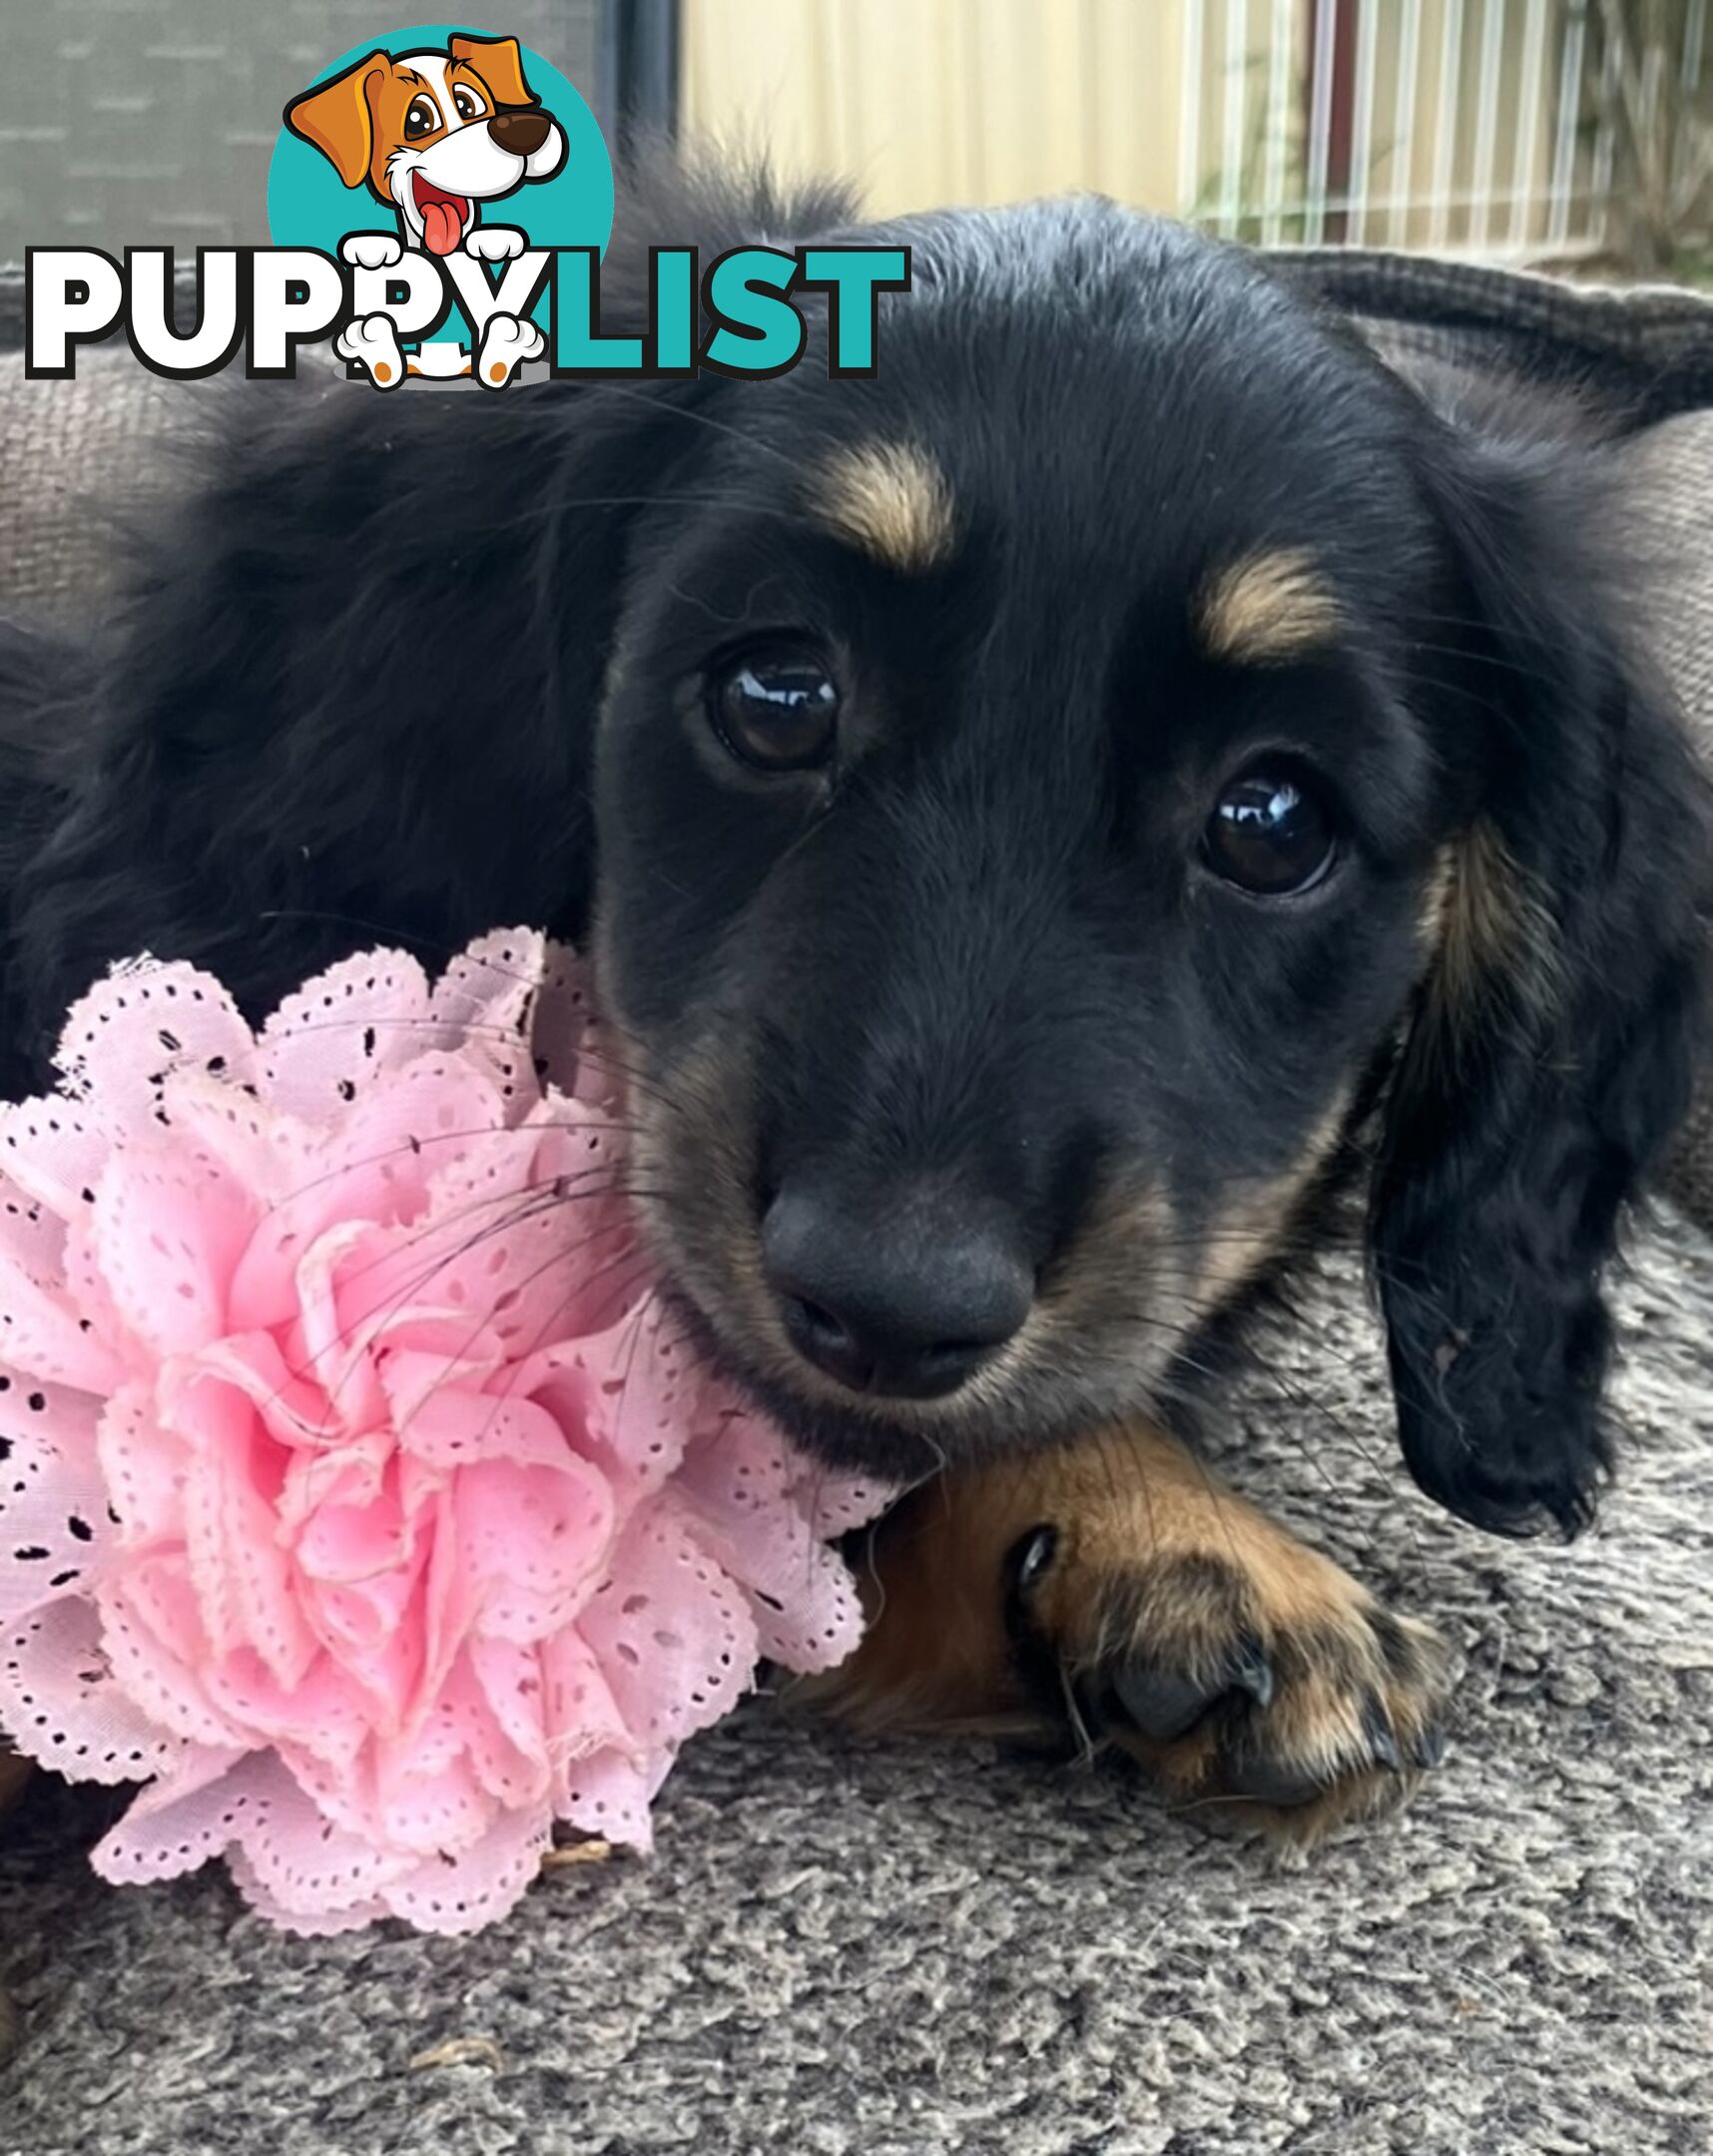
[
  {"x1": 762, "y1": 1178, "x2": 1033, "y2": 1400},
  {"x1": 489, "y1": 108, "x2": 553, "y2": 158}
]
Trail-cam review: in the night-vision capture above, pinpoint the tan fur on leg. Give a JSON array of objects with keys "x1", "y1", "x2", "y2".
[{"x1": 810, "y1": 1421, "x2": 1451, "y2": 1839}]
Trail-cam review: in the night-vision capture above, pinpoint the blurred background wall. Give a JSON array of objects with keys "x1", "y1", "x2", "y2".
[
  {"x1": 0, "y1": 1, "x2": 602, "y2": 258},
  {"x1": 2, "y1": 1, "x2": 1709, "y2": 278},
  {"x1": 683, "y1": 0, "x2": 1713, "y2": 270}
]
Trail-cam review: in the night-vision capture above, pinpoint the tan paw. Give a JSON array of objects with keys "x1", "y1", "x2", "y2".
[{"x1": 1007, "y1": 1514, "x2": 1452, "y2": 1839}]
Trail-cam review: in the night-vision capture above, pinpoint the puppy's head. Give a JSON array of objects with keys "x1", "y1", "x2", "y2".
[
  {"x1": 210, "y1": 184, "x2": 1705, "y2": 1536},
  {"x1": 564, "y1": 200, "x2": 1708, "y2": 1532},
  {"x1": 284, "y1": 34, "x2": 566, "y2": 255}
]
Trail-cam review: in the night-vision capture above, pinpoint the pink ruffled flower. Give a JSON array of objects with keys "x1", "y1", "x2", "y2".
[{"x1": 0, "y1": 932, "x2": 887, "y2": 1933}]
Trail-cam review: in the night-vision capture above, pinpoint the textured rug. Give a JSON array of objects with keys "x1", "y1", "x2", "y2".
[{"x1": 3, "y1": 1213, "x2": 1709, "y2": 2156}]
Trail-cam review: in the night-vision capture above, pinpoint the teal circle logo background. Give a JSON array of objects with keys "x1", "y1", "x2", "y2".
[{"x1": 267, "y1": 23, "x2": 612, "y2": 270}]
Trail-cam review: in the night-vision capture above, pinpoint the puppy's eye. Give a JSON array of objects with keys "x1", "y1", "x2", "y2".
[
  {"x1": 1202, "y1": 762, "x2": 1336, "y2": 895},
  {"x1": 451, "y1": 85, "x2": 486, "y2": 122},
  {"x1": 404, "y1": 95, "x2": 441, "y2": 140},
  {"x1": 710, "y1": 646, "x2": 841, "y2": 773}
]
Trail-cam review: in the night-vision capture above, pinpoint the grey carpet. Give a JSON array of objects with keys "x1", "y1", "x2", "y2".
[{"x1": 3, "y1": 1213, "x2": 1709, "y2": 2156}]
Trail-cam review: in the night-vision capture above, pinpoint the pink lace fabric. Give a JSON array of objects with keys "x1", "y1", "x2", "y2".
[{"x1": 0, "y1": 932, "x2": 888, "y2": 1934}]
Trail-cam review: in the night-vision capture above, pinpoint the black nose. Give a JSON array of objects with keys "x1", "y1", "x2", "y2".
[
  {"x1": 488, "y1": 108, "x2": 552, "y2": 156},
  {"x1": 762, "y1": 1182, "x2": 1033, "y2": 1399}
]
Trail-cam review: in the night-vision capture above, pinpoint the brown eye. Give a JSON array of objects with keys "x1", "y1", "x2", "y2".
[
  {"x1": 1203, "y1": 762, "x2": 1336, "y2": 895},
  {"x1": 404, "y1": 95, "x2": 441, "y2": 141},
  {"x1": 451, "y1": 85, "x2": 486, "y2": 122},
  {"x1": 711, "y1": 646, "x2": 840, "y2": 773}
]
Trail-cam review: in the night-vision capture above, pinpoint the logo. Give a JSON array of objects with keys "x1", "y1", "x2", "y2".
[
  {"x1": 273, "y1": 27, "x2": 606, "y2": 386},
  {"x1": 24, "y1": 24, "x2": 909, "y2": 389}
]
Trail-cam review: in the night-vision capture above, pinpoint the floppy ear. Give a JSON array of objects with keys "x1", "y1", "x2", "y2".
[
  {"x1": 1371, "y1": 413, "x2": 1712, "y2": 1537},
  {"x1": 449, "y1": 33, "x2": 537, "y2": 109},
  {"x1": 14, "y1": 373, "x2": 714, "y2": 1051},
  {"x1": 284, "y1": 54, "x2": 384, "y2": 188}
]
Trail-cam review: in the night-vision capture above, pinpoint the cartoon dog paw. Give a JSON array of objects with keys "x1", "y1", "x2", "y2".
[
  {"x1": 475, "y1": 312, "x2": 545, "y2": 388},
  {"x1": 339, "y1": 233, "x2": 404, "y2": 271},
  {"x1": 335, "y1": 311, "x2": 407, "y2": 389},
  {"x1": 465, "y1": 226, "x2": 528, "y2": 264}
]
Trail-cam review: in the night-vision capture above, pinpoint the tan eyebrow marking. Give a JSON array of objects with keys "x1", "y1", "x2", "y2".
[
  {"x1": 1197, "y1": 546, "x2": 1343, "y2": 666},
  {"x1": 812, "y1": 443, "x2": 957, "y2": 572}
]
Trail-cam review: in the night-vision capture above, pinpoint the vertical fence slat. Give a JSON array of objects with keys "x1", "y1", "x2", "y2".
[
  {"x1": 1389, "y1": 0, "x2": 1424, "y2": 247},
  {"x1": 1348, "y1": 0, "x2": 1378, "y2": 243},
  {"x1": 1591, "y1": 13, "x2": 1618, "y2": 248},
  {"x1": 1179, "y1": 0, "x2": 1205, "y2": 214},
  {"x1": 1261, "y1": 0, "x2": 1294, "y2": 243},
  {"x1": 1430, "y1": 0, "x2": 1465, "y2": 247},
  {"x1": 1470, "y1": 0, "x2": 1507, "y2": 251},
  {"x1": 1508, "y1": 0, "x2": 1550, "y2": 248},
  {"x1": 1686, "y1": 0, "x2": 1709, "y2": 91},
  {"x1": 1182, "y1": 0, "x2": 1637, "y2": 260},
  {"x1": 1222, "y1": 0, "x2": 1249, "y2": 235},
  {"x1": 1548, "y1": 0, "x2": 1588, "y2": 250},
  {"x1": 1305, "y1": 0, "x2": 1337, "y2": 243},
  {"x1": 1643, "y1": 26, "x2": 1665, "y2": 152},
  {"x1": 1682, "y1": 0, "x2": 1709, "y2": 219}
]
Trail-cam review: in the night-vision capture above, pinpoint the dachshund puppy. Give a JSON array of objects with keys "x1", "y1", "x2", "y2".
[{"x1": 2, "y1": 161, "x2": 1707, "y2": 1839}]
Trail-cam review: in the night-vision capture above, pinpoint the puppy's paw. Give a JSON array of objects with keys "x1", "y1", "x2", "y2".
[
  {"x1": 475, "y1": 312, "x2": 545, "y2": 388},
  {"x1": 808, "y1": 1423, "x2": 1450, "y2": 1847},
  {"x1": 465, "y1": 225, "x2": 527, "y2": 263},
  {"x1": 334, "y1": 311, "x2": 406, "y2": 389},
  {"x1": 339, "y1": 233, "x2": 404, "y2": 271},
  {"x1": 1009, "y1": 1517, "x2": 1452, "y2": 1840}
]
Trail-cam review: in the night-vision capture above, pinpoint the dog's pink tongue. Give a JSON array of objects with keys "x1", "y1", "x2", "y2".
[{"x1": 422, "y1": 200, "x2": 462, "y2": 256}]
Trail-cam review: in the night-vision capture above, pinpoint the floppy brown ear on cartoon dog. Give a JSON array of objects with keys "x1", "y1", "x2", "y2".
[
  {"x1": 448, "y1": 32, "x2": 541, "y2": 111},
  {"x1": 283, "y1": 51, "x2": 387, "y2": 192}
]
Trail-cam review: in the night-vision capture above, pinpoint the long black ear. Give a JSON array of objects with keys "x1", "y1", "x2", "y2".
[
  {"x1": 1372, "y1": 407, "x2": 1712, "y2": 1537},
  {"x1": 11, "y1": 367, "x2": 702, "y2": 1054}
]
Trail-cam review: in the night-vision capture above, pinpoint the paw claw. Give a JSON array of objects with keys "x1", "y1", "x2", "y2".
[{"x1": 1364, "y1": 1695, "x2": 1405, "y2": 1773}]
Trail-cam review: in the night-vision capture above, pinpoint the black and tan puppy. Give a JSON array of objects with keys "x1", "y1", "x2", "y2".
[{"x1": 1, "y1": 160, "x2": 1708, "y2": 1843}]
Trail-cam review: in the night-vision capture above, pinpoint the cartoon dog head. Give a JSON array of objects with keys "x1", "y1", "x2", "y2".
[{"x1": 285, "y1": 33, "x2": 566, "y2": 256}]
